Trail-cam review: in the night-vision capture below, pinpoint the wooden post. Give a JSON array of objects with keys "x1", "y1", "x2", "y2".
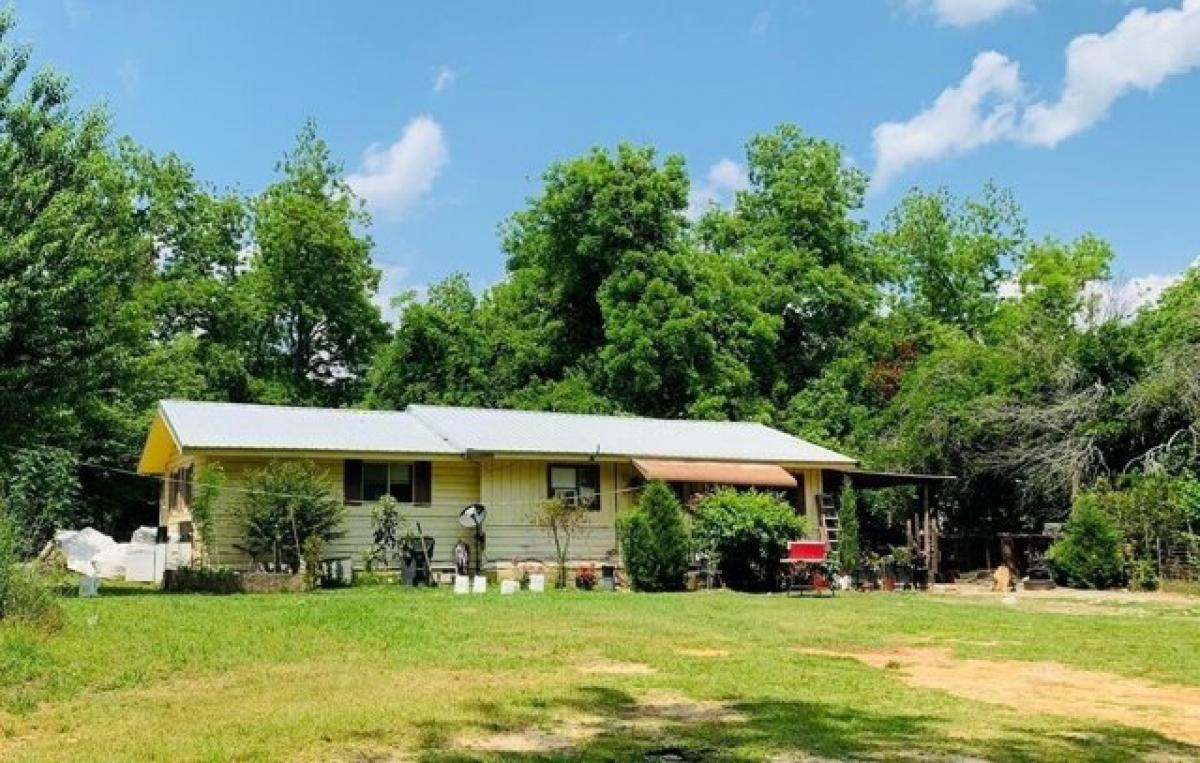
[{"x1": 921, "y1": 484, "x2": 934, "y2": 582}]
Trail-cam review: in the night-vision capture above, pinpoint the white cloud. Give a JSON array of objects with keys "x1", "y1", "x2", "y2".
[
  {"x1": 1085, "y1": 271, "x2": 1186, "y2": 320},
  {"x1": 346, "y1": 116, "x2": 449, "y2": 217},
  {"x1": 1020, "y1": 0, "x2": 1200, "y2": 146},
  {"x1": 687, "y1": 158, "x2": 750, "y2": 220},
  {"x1": 750, "y1": 11, "x2": 771, "y2": 36},
  {"x1": 870, "y1": 51, "x2": 1022, "y2": 192},
  {"x1": 912, "y1": 0, "x2": 1035, "y2": 27},
  {"x1": 872, "y1": 1, "x2": 1200, "y2": 188},
  {"x1": 432, "y1": 65, "x2": 457, "y2": 93}
]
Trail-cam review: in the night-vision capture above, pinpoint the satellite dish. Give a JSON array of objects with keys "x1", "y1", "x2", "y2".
[{"x1": 458, "y1": 503, "x2": 487, "y2": 529}]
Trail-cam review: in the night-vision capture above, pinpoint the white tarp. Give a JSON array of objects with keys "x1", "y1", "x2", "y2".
[
  {"x1": 54, "y1": 528, "x2": 117, "y2": 576},
  {"x1": 53, "y1": 526, "x2": 175, "y2": 581}
]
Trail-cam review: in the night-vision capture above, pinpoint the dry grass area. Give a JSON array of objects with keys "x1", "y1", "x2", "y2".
[{"x1": 0, "y1": 585, "x2": 1198, "y2": 761}]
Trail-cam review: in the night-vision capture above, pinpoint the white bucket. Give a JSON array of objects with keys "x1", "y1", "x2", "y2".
[
  {"x1": 472, "y1": 575, "x2": 487, "y2": 594},
  {"x1": 500, "y1": 579, "x2": 519, "y2": 595},
  {"x1": 528, "y1": 573, "x2": 545, "y2": 593},
  {"x1": 79, "y1": 575, "x2": 99, "y2": 598},
  {"x1": 454, "y1": 575, "x2": 470, "y2": 594}
]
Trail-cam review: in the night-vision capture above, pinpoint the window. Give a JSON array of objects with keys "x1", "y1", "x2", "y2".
[
  {"x1": 547, "y1": 464, "x2": 601, "y2": 510},
  {"x1": 167, "y1": 463, "x2": 193, "y2": 514},
  {"x1": 362, "y1": 463, "x2": 413, "y2": 502}
]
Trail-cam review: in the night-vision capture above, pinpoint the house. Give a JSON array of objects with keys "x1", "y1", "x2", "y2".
[{"x1": 137, "y1": 400, "x2": 858, "y2": 570}]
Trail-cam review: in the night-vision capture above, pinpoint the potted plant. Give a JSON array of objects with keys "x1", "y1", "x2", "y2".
[
  {"x1": 575, "y1": 562, "x2": 598, "y2": 590},
  {"x1": 891, "y1": 545, "x2": 913, "y2": 590},
  {"x1": 878, "y1": 552, "x2": 897, "y2": 592}
]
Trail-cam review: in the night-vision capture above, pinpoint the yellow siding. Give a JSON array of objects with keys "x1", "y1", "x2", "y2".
[
  {"x1": 201, "y1": 457, "x2": 481, "y2": 569},
  {"x1": 480, "y1": 458, "x2": 625, "y2": 563},
  {"x1": 799, "y1": 468, "x2": 824, "y2": 539},
  {"x1": 178, "y1": 450, "x2": 826, "y2": 569}
]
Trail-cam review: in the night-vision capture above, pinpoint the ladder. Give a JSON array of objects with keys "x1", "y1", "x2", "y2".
[{"x1": 818, "y1": 493, "x2": 840, "y2": 553}]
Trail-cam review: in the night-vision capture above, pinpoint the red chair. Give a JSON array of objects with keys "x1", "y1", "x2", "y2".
[{"x1": 782, "y1": 541, "x2": 834, "y2": 597}]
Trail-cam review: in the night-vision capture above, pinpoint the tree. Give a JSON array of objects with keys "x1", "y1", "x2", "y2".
[
  {"x1": 502, "y1": 143, "x2": 689, "y2": 370},
  {"x1": 877, "y1": 184, "x2": 1025, "y2": 337},
  {"x1": 249, "y1": 121, "x2": 385, "y2": 406},
  {"x1": 836, "y1": 482, "x2": 861, "y2": 577},
  {"x1": 698, "y1": 125, "x2": 882, "y2": 395},
  {"x1": 237, "y1": 461, "x2": 344, "y2": 571},
  {"x1": 618, "y1": 481, "x2": 690, "y2": 592},
  {"x1": 0, "y1": 11, "x2": 153, "y2": 542},
  {"x1": 530, "y1": 498, "x2": 592, "y2": 588},
  {"x1": 1048, "y1": 494, "x2": 1124, "y2": 589}
]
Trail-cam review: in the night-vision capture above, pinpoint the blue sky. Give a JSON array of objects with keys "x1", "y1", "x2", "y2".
[{"x1": 13, "y1": 1, "x2": 1200, "y2": 309}]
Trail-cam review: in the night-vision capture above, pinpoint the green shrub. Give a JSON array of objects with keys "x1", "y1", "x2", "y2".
[
  {"x1": 191, "y1": 464, "x2": 225, "y2": 567},
  {"x1": 0, "y1": 507, "x2": 63, "y2": 630},
  {"x1": 236, "y1": 461, "x2": 344, "y2": 572},
  {"x1": 618, "y1": 481, "x2": 689, "y2": 592},
  {"x1": 302, "y1": 535, "x2": 323, "y2": 591},
  {"x1": 1048, "y1": 495, "x2": 1124, "y2": 589},
  {"x1": 1128, "y1": 558, "x2": 1159, "y2": 592},
  {"x1": 694, "y1": 488, "x2": 808, "y2": 592},
  {"x1": 836, "y1": 482, "x2": 860, "y2": 576}
]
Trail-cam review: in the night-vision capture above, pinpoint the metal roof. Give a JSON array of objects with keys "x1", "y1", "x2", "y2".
[
  {"x1": 149, "y1": 400, "x2": 857, "y2": 467},
  {"x1": 156, "y1": 400, "x2": 459, "y2": 455},
  {"x1": 408, "y1": 405, "x2": 856, "y2": 464}
]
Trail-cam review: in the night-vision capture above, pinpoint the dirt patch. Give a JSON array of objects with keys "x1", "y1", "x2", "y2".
[
  {"x1": 804, "y1": 647, "x2": 1200, "y2": 747},
  {"x1": 634, "y1": 689, "x2": 745, "y2": 725},
  {"x1": 577, "y1": 658, "x2": 657, "y2": 675},
  {"x1": 676, "y1": 648, "x2": 730, "y2": 658},
  {"x1": 454, "y1": 692, "x2": 742, "y2": 754},
  {"x1": 457, "y1": 723, "x2": 597, "y2": 754}
]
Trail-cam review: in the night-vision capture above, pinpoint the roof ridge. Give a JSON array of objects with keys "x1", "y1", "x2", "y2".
[
  {"x1": 162, "y1": 399, "x2": 412, "y2": 417},
  {"x1": 407, "y1": 403, "x2": 774, "y2": 427}
]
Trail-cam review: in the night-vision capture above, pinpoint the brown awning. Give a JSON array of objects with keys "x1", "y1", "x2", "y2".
[{"x1": 632, "y1": 459, "x2": 798, "y2": 488}]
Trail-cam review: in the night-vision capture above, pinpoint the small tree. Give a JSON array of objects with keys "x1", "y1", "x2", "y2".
[
  {"x1": 695, "y1": 488, "x2": 807, "y2": 592},
  {"x1": 370, "y1": 495, "x2": 408, "y2": 569},
  {"x1": 1048, "y1": 493, "x2": 1124, "y2": 589},
  {"x1": 191, "y1": 464, "x2": 225, "y2": 567},
  {"x1": 618, "y1": 481, "x2": 690, "y2": 592},
  {"x1": 531, "y1": 498, "x2": 591, "y2": 588},
  {"x1": 237, "y1": 461, "x2": 344, "y2": 572},
  {"x1": 836, "y1": 482, "x2": 861, "y2": 577}
]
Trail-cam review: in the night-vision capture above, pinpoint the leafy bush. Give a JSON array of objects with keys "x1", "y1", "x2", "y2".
[
  {"x1": 531, "y1": 498, "x2": 592, "y2": 588},
  {"x1": 0, "y1": 448, "x2": 82, "y2": 557},
  {"x1": 836, "y1": 482, "x2": 860, "y2": 576},
  {"x1": 0, "y1": 506, "x2": 63, "y2": 630},
  {"x1": 302, "y1": 535, "x2": 323, "y2": 591},
  {"x1": 618, "y1": 481, "x2": 689, "y2": 592},
  {"x1": 1048, "y1": 494, "x2": 1124, "y2": 589},
  {"x1": 237, "y1": 461, "x2": 344, "y2": 571},
  {"x1": 1128, "y1": 558, "x2": 1159, "y2": 592},
  {"x1": 191, "y1": 464, "x2": 225, "y2": 567},
  {"x1": 369, "y1": 495, "x2": 408, "y2": 569},
  {"x1": 694, "y1": 488, "x2": 807, "y2": 592}
]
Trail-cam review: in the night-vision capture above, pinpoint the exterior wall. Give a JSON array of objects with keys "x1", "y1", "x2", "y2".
[
  {"x1": 480, "y1": 458, "x2": 630, "y2": 563},
  {"x1": 797, "y1": 467, "x2": 824, "y2": 538},
  {"x1": 199, "y1": 456, "x2": 482, "y2": 569},
  {"x1": 163, "y1": 450, "x2": 825, "y2": 570}
]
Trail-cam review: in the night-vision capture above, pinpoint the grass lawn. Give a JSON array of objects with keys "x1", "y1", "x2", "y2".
[{"x1": 1, "y1": 586, "x2": 1198, "y2": 762}]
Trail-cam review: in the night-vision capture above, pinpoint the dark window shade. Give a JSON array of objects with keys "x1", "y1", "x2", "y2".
[
  {"x1": 413, "y1": 461, "x2": 432, "y2": 506},
  {"x1": 363, "y1": 463, "x2": 390, "y2": 502},
  {"x1": 343, "y1": 459, "x2": 363, "y2": 504}
]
